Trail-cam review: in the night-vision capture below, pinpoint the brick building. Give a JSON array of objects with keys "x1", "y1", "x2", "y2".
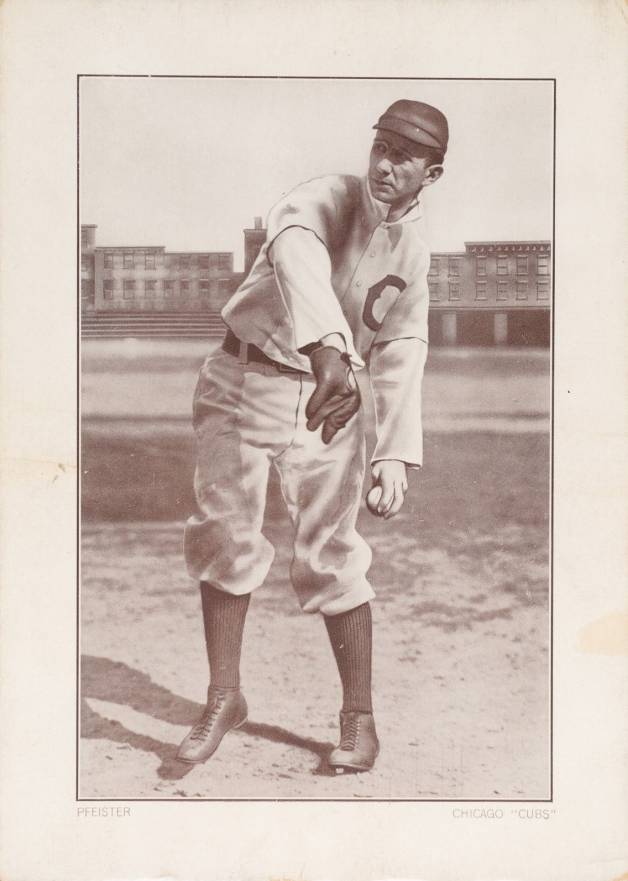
[
  {"x1": 427, "y1": 241, "x2": 551, "y2": 346},
  {"x1": 80, "y1": 225, "x2": 244, "y2": 314}
]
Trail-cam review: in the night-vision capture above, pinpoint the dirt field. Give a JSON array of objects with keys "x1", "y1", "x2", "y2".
[{"x1": 80, "y1": 342, "x2": 551, "y2": 800}]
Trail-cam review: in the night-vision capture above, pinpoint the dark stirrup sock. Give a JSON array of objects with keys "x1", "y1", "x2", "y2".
[
  {"x1": 200, "y1": 581, "x2": 250, "y2": 690},
  {"x1": 323, "y1": 602, "x2": 373, "y2": 713}
]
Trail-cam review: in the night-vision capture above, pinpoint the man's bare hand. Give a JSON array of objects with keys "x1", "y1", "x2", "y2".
[{"x1": 370, "y1": 460, "x2": 408, "y2": 519}]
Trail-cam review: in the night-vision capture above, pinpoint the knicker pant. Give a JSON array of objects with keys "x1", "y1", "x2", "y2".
[{"x1": 184, "y1": 348, "x2": 374, "y2": 615}]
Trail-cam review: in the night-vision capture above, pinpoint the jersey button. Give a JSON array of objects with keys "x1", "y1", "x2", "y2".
[{"x1": 355, "y1": 280, "x2": 362, "y2": 287}]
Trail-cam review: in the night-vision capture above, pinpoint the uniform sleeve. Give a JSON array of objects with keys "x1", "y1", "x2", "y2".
[
  {"x1": 266, "y1": 176, "x2": 342, "y2": 253},
  {"x1": 367, "y1": 237, "x2": 430, "y2": 466},
  {"x1": 368, "y1": 337, "x2": 428, "y2": 468},
  {"x1": 270, "y1": 226, "x2": 364, "y2": 369}
]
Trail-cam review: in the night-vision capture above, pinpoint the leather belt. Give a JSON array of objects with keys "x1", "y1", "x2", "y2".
[{"x1": 222, "y1": 328, "x2": 304, "y2": 374}]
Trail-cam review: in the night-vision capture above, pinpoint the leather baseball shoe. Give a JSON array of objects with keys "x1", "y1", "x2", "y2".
[
  {"x1": 176, "y1": 687, "x2": 247, "y2": 763},
  {"x1": 328, "y1": 711, "x2": 379, "y2": 773}
]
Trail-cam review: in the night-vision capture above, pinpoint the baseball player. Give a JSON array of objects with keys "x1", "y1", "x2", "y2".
[{"x1": 178, "y1": 100, "x2": 448, "y2": 773}]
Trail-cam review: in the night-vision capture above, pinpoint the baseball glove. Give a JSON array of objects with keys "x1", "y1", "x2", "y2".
[{"x1": 305, "y1": 345, "x2": 361, "y2": 444}]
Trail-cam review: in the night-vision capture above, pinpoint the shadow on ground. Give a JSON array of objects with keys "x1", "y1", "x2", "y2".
[{"x1": 81, "y1": 655, "x2": 335, "y2": 780}]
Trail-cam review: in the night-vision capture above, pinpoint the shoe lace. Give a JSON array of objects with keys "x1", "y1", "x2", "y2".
[
  {"x1": 339, "y1": 716, "x2": 361, "y2": 751},
  {"x1": 189, "y1": 692, "x2": 226, "y2": 741}
]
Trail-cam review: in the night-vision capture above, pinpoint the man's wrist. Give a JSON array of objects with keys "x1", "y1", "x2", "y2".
[
  {"x1": 299, "y1": 333, "x2": 347, "y2": 359},
  {"x1": 372, "y1": 458, "x2": 405, "y2": 466},
  {"x1": 319, "y1": 332, "x2": 346, "y2": 353}
]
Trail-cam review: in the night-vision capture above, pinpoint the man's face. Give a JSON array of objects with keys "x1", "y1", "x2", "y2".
[{"x1": 368, "y1": 130, "x2": 441, "y2": 207}]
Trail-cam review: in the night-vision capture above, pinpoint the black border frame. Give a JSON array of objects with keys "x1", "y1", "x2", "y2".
[{"x1": 76, "y1": 74, "x2": 556, "y2": 803}]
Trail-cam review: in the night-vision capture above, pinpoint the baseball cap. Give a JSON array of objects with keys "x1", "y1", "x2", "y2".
[{"x1": 373, "y1": 100, "x2": 449, "y2": 153}]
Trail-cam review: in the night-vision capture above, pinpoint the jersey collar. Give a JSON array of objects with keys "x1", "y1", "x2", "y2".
[{"x1": 363, "y1": 176, "x2": 424, "y2": 227}]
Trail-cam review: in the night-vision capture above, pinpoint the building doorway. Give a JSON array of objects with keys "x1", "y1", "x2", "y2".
[
  {"x1": 456, "y1": 311, "x2": 494, "y2": 347},
  {"x1": 507, "y1": 310, "x2": 551, "y2": 346}
]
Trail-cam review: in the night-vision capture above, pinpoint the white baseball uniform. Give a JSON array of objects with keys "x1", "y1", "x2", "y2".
[{"x1": 184, "y1": 174, "x2": 430, "y2": 614}]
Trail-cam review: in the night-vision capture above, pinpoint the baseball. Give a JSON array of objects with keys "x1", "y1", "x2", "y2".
[{"x1": 366, "y1": 485, "x2": 384, "y2": 515}]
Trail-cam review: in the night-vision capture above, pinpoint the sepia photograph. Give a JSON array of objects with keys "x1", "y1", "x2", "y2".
[{"x1": 78, "y1": 75, "x2": 554, "y2": 801}]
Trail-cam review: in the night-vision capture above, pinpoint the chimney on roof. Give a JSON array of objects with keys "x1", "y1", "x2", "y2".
[
  {"x1": 81, "y1": 225, "x2": 97, "y2": 252},
  {"x1": 244, "y1": 217, "x2": 266, "y2": 274}
]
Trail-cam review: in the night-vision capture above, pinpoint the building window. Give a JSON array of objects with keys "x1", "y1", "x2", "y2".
[
  {"x1": 164, "y1": 280, "x2": 175, "y2": 297},
  {"x1": 199, "y1": 270, "x2": 209, "y2": 280},
  {"x1": 198, "y1": 255, "x2": 210, "y2": 270},
  {"x1": 497, "y1": 280, "x2": 509, "y2": 301},
  {"x1": 218, "y1": 278, "x2": 233, "y2": 296},
  {"x1": 497, "y1": 255, "x2": 509, "y2": 275},
  {"x1": 537, "y1": 254, "x2": 550, "y2": 275},
  {"x1": 448, "y1": 258, "x2": 460, "y2": 277},
  {"x1": 144, "y1": 280, "x2": 157, "y2": 297},
  {"x1": 428, "y1": 281, "x2": 439, "y2": 301},
  {"x1": 516, "y1": 255, "x2": 528, "y2": 275},
  {"x1": 104, "y1": 252, "x2": 114, "y2": 269},
  {"x1": 123, "y1": 280, "x2": 136, "y2": 299},
  {"x1": 145, "y1": 252, "x2": 156, "y2": 270},
  {"x1": 180, "y1": 279, "x2": 190, "y2": 294},
  {"x1": 81, "y1": 229, "x2": 90, "y2": 247},
  {"x1": 537, "y1": 280, "x2": 550, "y2": 301},
  {"x1": 217, "y1": 254, "x2": 231, "y2": 271},
  {"x1": 179, "y1": 255, "x2": 190, "y2": 270},
  {"x1": 123, "y1": 252, "x2": 134, "y2": 269},
  {"x1": 476, "y1": 255, "x2": 486, "y2": 276},
  {"x1": 428, "y1": 257, "x2": 439, "y2": 276},
  {"x1": 81, "y1": 279, "x2": 94, "y2": 301},
  {"x1": 475, "y1": 281, "x2": 487, "y2": 300},
  {"x1": 81, "y1": 255, "x2": 90, "y2": 272},
  {"x1": 199, "y1": 280, "x2": 210, "y2": 295},
  {"x1": 516, "y1": 280, "x2": 528, "y2": 300},
  {"x1": 103, "y1": 279, "x2": 114, "y2": 299},
  {"x1": 449, "y1": 282, "x2": 460, "y2": 301}
]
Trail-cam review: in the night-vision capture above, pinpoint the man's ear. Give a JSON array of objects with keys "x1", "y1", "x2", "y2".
[{"x1": 422, "y1": 164, "x2": 444, "y2": 188}]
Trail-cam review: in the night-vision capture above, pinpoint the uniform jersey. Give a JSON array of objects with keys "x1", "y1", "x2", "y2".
[{"x1": 222, "y1": 174, "x2": 431, "y2": 467}]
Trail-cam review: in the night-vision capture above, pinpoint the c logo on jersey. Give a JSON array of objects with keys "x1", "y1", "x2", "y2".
[{"x1": 362, "y1": 275, "x2": 407, "y2": 332}]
